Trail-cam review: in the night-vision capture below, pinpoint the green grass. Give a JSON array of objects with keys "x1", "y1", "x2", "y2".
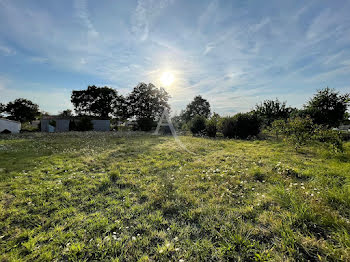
[{"x1": 1, "y1": 132, "x2": 350, "y2": 261}]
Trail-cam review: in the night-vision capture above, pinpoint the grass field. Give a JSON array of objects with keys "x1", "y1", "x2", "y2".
[{"x1": 1, "y1": 132, "x2": 350, "y2": 261}]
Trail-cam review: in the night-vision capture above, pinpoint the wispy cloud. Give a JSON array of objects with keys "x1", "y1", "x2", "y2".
[
  {"x1": 1, "y1": 0, "x2": 350, "y2": 115},
  {"x1": 73, "y1": 0, "x2": 99, "y2": 38},
  {"x1": 132, "y1": 0, "x2": 174, "y2": 41}
]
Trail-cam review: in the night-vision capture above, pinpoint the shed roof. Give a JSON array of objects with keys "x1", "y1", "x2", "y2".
[{"x1": 0, "y1": 118, "x2": 21, "y2": 124}]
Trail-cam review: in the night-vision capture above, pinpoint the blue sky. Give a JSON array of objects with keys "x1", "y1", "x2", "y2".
[{"x1": 0, "y1": 0, "x2": 350, "y2": 115}]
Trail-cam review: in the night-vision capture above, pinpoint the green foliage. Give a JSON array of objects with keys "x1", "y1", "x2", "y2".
[
  {"x1": 4, "y1": 98, "x2": 39, "y2": 123},
  {"x1": 127, "y1": 83, "x2": 170, "y2": 121},
  {"x1": 221, "y1": 117, "x2": 236, "y2": 138},
  {"x1": 59, "y1": 109, "x2": 73, "y2": 117},
  {"x1": 76, "y1": 117, "x2": 93, "y2": 131},
  {"x1": 136, "y1": 118, "x2": 155, "y2": 131},
  {"x1": 222, "y1": 113, "x2": 261, "y2": 139},
  {"x1": 254, "y1": 99, "x2": 296, "y2": 126},
  {"x1": 181, "y1": 95, "x2": 211, "y2": 122},
  {"x1": 0, "y1": 102, "x2": 5, "y2": 116},
  {"x1": 20, "y1": 122, "x2": 40, "y2": 132},
  {"x1": 304, "y1": 87, "x2": 349, "y2": 127},
  {"x1": 71, "y1": 85, "x2": 125, "y2": 119},
  {"x1": 270, "y1": 119, "x2": 286, "y2": 139},
  {"x1": 313, "y1": 127, "x2": 343, "y2": 152},
  {"x1": 277, "y1": 116, "x2": 314, "y2": 149},
  {"x1": 205, "y1": 118, "x2": 218, "y2": 137},
  {"x1": 190, "y1": 115, "x2": 206, "y2": 135},
  {"x1": 271, "y1": 117, "x2": 343, "y2": 151}
]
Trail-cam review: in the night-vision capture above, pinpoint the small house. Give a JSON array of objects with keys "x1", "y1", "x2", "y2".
[
  {"x1": 0, "y1": 118, "x2": 21, "y2": 134},
  {"x1": 41, "y1": 116, "x2": 110, "y2": 132}
]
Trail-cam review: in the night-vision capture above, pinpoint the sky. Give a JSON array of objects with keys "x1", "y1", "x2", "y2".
[{"x1": 0, "y1": 0, "x2": 350, "y2": 116}]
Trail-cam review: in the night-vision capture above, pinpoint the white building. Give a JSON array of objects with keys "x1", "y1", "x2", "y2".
[{"x1": 0, "y1": 118, "x2": 21, "y2": 134}]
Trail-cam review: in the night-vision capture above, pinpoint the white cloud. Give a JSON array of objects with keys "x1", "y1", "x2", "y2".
[
  {"x1": 74, "y1": 0, "x2": 99, "y2": 38},
  {"x1": 131, "y1": 0, "x2": 174, "y2": 41}
]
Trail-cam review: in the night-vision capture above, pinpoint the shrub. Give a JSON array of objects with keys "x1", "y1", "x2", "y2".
[
  {"x1": 222, "y1": 117, "x2": 236, "y2": 138},
  {"x1": 340, "y1": 131, "x2": 350, "y2": 141},
  {"x1": 313, "y1": 127, "x2": 343, "y2": 152},
  {"x1": 137, "y1": 118, "x2": 154, "y2": 131},
  {"x1": 76, "y1": 117, "x2": 93, "y2": 131},
  {"x1": 222, "y1": 113, "x2": 261, "y2": 139},
  {"x1": 233, "y1": 113, "x2": 261, "y2": 139},
  {"x1": 190, "y1": 115, "x2": 206, "y2": 135},
  {"x1": 206, "y1": 117, "x2": 218, "y2": 137},
  {"x1": 270, "y1": 119, "x2": 287, "y2": 139},
  {"x1": 281, "y1": 116, "x2": 314, "y2": 149},
  {"x1": 271, "y1": 117, "x2": 344, "y2": 151},
  {"x1": 20, "y1": 122, "x2": 39, "y2": 132}
]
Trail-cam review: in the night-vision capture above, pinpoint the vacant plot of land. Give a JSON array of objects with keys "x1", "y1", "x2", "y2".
[{"x1": 0, "y1": 132, "x2": 350, "y2": 261}]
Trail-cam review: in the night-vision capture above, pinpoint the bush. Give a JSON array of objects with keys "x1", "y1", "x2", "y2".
[
  {"x1": 222, "y1": 113, "x2": 261, "y2": 139},
  {"x1": 76, "y1": 117, "x2": 93, "y2": 131},
  {"x1": 137, "y1": 118, "x2": 154, "y2": 131},
  {"x1": 206, "y1": 120, "x2": 217, "y2": 137},
  {"x1": 271, "y1": 116, "x2": 314, "y2": 149},
  {"x1": 190, "y1": 115, "x2": 206, "y2": 135},
  {"x1": 205, "y1": 115, "x2": 219, "y2": 137},
  {"x1": 222, "y1": 117, "x2": 235, "y2": 138},
  {"x1": 271, "y1": 117, "x2": 344, "y2": 151},
  {"x1": 20, "y1": 122, "x2": 39, "y2": 132},
  {"x1": 270, "y1": 119, "x2": 286, "y2": 139},
  {"x1": 313, "y1": 127, "x2": 343, "y2": 152},
  {"x1": 340, "y1": 131, "x2": 350, "y2": 141}
]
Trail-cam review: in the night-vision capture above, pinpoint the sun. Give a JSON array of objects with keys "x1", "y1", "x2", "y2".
[{"x1": 160, "y1": 71, "x2": 174, "y2": 87}]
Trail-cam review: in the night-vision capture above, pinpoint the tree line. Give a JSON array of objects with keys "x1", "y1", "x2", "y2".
[{"x1": 0, "y1": 84, "x2": 349, "y2": 137}]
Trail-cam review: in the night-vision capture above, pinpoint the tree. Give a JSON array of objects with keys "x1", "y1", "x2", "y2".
[
  {"x1": 254, "y1": 99, "x2": 296, "y2": 126},
  {"x1": 205, "y1": 113, "x2": 220, "y2": 137},
  {"x1": 5, "y1": 98, "x2": 39, "y2": 122},
  {"x1": 71, "y1": 85, "x2": 125, "y2": 119},
  {"x1": 304, "y1": 87, "x2": 349, "y2": 127},
  {"x1": 58, "y1": 109, "x2": 73, "y2": 117},
  {"x1": 190, "y1": 115, "x2": 206, "y2": 135},
  {"x1": 0, "y1": 103, "x2": 5, "y2": 117},
  {"x1": 127, "y1": 82, "x2": 170, "y2": 121},
  {"x1": 181, "y1": 95, "x2": 211, "y2": 122},
  {"x1": 112, "y1": 94, "x2": 129, "y2": 121},
  {"x1": 221, "y1": 113, "x2": 261, "y2": 139}
]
